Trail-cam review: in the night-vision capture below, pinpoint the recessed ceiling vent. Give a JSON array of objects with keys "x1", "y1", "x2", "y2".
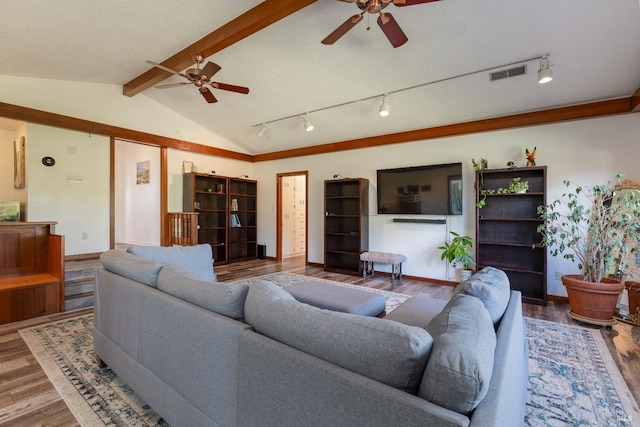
[{"x1": 490, "y1": 65, "x2": 527, "y2": 81}]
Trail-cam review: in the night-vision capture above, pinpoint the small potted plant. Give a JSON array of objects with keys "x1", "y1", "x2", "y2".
[
  {"x1": 508, "y1": 177, "x2": 529, "y2": 193},
  {"x1": 537, "y1": 174, "x2": 640, "y2": 325},
  {"x1": 438, "y1": 231, "x2": 476, "y2": 282}
]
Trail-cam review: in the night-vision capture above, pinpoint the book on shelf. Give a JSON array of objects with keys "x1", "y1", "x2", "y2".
[
  {"x1": 230, "y1": 213, "x2": 241, "y2": 227},
  {"x1": 231, "y1": 198, "x2": 239, "y2": 211}
]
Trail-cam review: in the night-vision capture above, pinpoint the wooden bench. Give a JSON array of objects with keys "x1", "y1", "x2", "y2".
[
  {"x1": 0, "y1": 223, "x2": 64, "y2": 325},
  {"x1": 360, "y1": 251, "x2": 407, "y2": 281}
]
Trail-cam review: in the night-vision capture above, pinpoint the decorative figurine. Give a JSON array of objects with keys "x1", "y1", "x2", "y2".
[{"x1": 526, "y1": 147, "x2": 536, "y2": 167}]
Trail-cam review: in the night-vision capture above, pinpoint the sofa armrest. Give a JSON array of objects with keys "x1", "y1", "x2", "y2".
[{"x1": 469, "y1": 291, "x2": 528, "y2": 427}]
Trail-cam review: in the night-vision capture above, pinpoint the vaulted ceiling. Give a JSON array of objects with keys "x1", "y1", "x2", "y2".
[{"x1": 1, "y1": 0, "x2": 639, "y2": 155}]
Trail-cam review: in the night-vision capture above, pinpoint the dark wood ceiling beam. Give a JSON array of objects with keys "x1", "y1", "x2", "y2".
[
  {"x1": 123, "y1": 0, "x2": 317, "y2": 97},
  {"x1": 0, "y1": 101, "x2": 252, "y2": 161},
  {"x1": 632, "y1": 86, "x2": 640, "y2": 112}
]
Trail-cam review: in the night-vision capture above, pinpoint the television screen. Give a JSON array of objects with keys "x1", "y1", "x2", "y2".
[{"x1": 376, "y1": 163, "x2": 462, "y2": 215}]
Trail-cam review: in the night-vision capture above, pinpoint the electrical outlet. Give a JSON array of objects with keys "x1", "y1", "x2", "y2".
[
  {"x1": 555, "y1": 272, "x2": 563, "y2": 280},
  {"x1": 82, "y1": 232, "x2": 88, "y2": 240}
]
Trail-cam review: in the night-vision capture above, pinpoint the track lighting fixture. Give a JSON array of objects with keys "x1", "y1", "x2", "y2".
[
  {"x1": 379, "y1": 94, "x2": 390, "y2": 117},
  {"x1": 256, "y1": 123, "x2": 266, "y2": 138},
  {"x1": 251, "y1": 55, "x2": 553, "y2": 132},
  {"x1": 303, "y1": 113, "x2": 314, "y2": 132},
  {"x1": 538, "y1": 54, "x2": 553, "y2": 84}
]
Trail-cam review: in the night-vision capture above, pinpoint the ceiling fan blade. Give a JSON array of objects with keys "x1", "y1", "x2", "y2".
[
  {"x1": 145, "y1": 60, "x2": 190, "y2": 79},
  {"x1": 201, "y1": 61, "x2": 222, "y2": 80},
  {"x1": 200, "y1": 87, "x2": 217, "y2": 103},
  {"x1": 393, "y1": 0, "x2": 441, "y2": 6},
  {"x1": 210, "y1": 82, "x2": 250, "y2": 94},
  {"x1": 322, "y1": 13, "x2": 364, "y2": 45},
  {"x1": 377, "y1": 13, "x2": 408, "y2": 48},
  {"x1": 154, "y1": 82, "x2": 192, "y2": 89}
]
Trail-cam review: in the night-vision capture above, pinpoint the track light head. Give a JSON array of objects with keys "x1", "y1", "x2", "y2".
[
  {"x1": 379, "y1": 94, "x2": 390, "y2": 117},
  {"x1": 538, "y1": 54, "x2": 553, "y2": 84},
  {"x1": 303, "y1": 113, "x2": 314, "y2": 132},
  {"x1": 256, "y1": 123, "x2": 266, "y2": 138}
]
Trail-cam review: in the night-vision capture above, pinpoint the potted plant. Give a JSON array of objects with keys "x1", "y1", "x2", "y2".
[
  {"x1": 438, "y1": 231, "x2": 476, "y2": 282},
  {"x1": 537, "y1": 174, "x2": 640, "y2": 325},
  {"x1": 508, "y1": 177, "x2": 529, "y2": 193}
]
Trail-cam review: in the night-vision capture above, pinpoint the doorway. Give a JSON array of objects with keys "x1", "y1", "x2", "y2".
[{"x1": 276, "y1": 171, "x2": 308, "y2": 262}]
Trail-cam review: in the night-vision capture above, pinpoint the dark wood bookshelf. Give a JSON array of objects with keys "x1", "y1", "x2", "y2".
[
  {"x1": 324, "y1": 178, "x2": 369, "y2": 276},
  {"x1": 476, "y1": 166, "x2": 547, "y2": 305},
  {"x1": 183, "y1": 173, "x2": 257, "y2": 264}
]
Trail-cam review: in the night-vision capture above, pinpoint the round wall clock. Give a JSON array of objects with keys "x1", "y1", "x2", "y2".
[{"x1": 42, "y1": 156, "x2": 56, "y2": 167}]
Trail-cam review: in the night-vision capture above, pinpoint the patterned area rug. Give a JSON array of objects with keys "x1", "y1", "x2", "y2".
[{"x1": 19, "y1": 272, "x2": 639, "y2": 426}]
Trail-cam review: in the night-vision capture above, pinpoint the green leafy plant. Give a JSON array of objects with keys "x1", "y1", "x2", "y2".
[
  {"x1": 477, "y1": 177, "x2": 529, "y2": 208},
  {"x1": 537, "y1": 174, "x2": 640, "y2": 283},
  {"x1": 438, "y1": 231, "x2": 476, "y2": 270},
  {"x1": 508, "y1": 177, "x2": 529, "y2": 193}
]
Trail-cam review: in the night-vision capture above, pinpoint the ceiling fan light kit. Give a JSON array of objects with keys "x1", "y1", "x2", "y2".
[
  {"x1": 322, "y1": 0, "x2": 439, "y2": 48},
  {"x1": 147, "y1": 54, "x2": 249, "y2": 103}
]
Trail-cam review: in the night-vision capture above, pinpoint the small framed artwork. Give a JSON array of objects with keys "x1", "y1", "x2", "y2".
[
  {"x1": 136, "y1": 160, "x2": 150, "y2": 184},
  {"x1": 14, "y1": 137, "x2": 25, "y2": 189},
  {"x1": 183, "y1": 161, "x2": 195, "y2": 174},
  {"x1": 448, "y1": 175, "x2": 463, "y2": 215}
]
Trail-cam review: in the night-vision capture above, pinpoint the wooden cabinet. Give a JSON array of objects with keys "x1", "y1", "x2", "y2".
[
  {"x1": 0, "y1": 222, "x2": 64, "y2": 324},
  {"x1": 183, "y1": 173, "x2": 257, "y2": 264},
  {"x1": 475, "y1": 166, "x2": 547, "y2": 305},
  {"x1": 324, "y1": 178, "x2": 369, "y2": 275}
]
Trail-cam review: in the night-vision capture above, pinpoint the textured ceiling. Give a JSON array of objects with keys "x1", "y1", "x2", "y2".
[{"x1": 0, "y1": 0, "x2": 639, "y2": 155}]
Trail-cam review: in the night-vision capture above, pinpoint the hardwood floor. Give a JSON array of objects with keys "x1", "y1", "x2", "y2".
[{"x1": 1, "y1": 256, "x2": 638, "y2": 425}]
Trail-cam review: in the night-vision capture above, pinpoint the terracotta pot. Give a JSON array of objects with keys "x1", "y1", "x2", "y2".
[
  {"x1": 624, "y1": 281, "x2": 640, "y2": 318},
  {"x1": 561, "y1": 274, "x2": 624, "y2": 324}
]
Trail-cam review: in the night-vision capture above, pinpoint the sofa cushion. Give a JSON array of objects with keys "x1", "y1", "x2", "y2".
[
  {"x1": 419, "y1": 293, "x2": 496, "y2": 415},
  {"x1": 100, "y1": 249, "x2": 165, "y2": 287},
  {"x1": 128, "y1": 244, "x2": 215, "y2": 281},
  {"x1": 460, "y1": 266, "x2": 511, "y2": 325},
  {"x1": 244, "y1": 280, "x2": 433, "y2": 394},
  {"x1": 157, "y1": 265, "x2": 248, "y2": 319}
]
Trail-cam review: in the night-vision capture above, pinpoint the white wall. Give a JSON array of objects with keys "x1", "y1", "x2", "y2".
[
  {"x1": 26, "y1": 124, "x2": 110, "y2": 255},
  {"x1": 0, "y1": 125, "x2": 27, "y2": 218},
  {"x1": 0, "y1": 75, "x2": 249, "y2": 154},
  {"x1": 115, "y1": 141, "x2": 161, "y2": 246},
  {"x1": 252, "y1": 112, "x2": 640, "y2": 297}
]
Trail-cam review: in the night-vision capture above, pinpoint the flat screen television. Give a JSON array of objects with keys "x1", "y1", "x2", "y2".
[{"x1": 376, "y1": 162, "x2": 463, "y2": 215}]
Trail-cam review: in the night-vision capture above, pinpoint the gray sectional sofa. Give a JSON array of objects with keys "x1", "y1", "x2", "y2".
[{"x1": 94, "y1": 245, "x2": 528, "y2": 427}]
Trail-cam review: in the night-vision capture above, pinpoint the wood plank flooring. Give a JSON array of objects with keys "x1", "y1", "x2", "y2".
[{"x1": 1, "y1": 256, "x2": 638, "y2": 425}]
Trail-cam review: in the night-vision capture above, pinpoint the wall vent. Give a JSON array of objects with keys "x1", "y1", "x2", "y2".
[{"x1": 490, "y1": 65, "x2": 527, "y2": 81}]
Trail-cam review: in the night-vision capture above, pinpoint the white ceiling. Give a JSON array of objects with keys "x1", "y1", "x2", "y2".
[{"x1": 1, "y1": 0, "x2": 639, "y2": 155}]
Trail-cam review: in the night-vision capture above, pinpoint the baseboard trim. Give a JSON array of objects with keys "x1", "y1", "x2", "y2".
[
  {"x1": 65, "y1": 252, "x2": 101, "y2": 262},
  {"x1": 548, "y1": 294, "x2": 570, "y2": 304}
]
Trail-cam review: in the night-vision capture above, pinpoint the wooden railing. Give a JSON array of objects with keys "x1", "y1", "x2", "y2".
[{"x1": 168, "y1": 212, "x2": 199, "y2": 246}]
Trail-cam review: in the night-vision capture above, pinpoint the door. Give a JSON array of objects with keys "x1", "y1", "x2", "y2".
[{"x1": 277, "y1": 171, "x2": 308, "y2": 261}]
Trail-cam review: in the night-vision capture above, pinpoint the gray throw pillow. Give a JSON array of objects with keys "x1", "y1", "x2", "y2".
[
  {"x1": 100, "y1": 249, "x2": 165, "y2": 287},
  {"x1": 419, "y1": 293, "x2": 496, "y2": 415},
  {"x1": 244, "y1": 280, "x2": 433, "y2": 394},
  {"x1": 128, "y1": 244, "x2": 215, "y2": 281},
  {"x1": 460, "y1": 266, "x2": 511, "y2": 325},
  {"x1": 157, "y1": 264, "x2": 248, "y2": 319}
]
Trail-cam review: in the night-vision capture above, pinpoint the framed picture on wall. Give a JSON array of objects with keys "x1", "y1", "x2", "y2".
[
  {"x1": 136, "y1": 160, "x2": 150, "y2": 184},
  {"x1": 448, "y1": 175, "x2": 463, "y2": 215},
  {"x1": 14, "y1": 136, "x2": 25, "y2": 189},
  {"x1": 183, "y1": 161, "x2": 195, "y2": 174}
]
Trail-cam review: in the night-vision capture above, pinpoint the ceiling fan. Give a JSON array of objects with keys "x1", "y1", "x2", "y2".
[
  {"x1": 322, "y1": 0, "x2": 441, "y2": 48},
  {"x1": 146, "y1": 54, "x2": 249, "y2": 104}
]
